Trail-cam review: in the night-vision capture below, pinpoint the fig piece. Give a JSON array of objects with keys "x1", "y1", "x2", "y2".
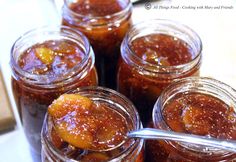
[
  {"x1": 182, "y1": 106, "x2": 210, "y2": 135},
  {"x1": 48, "y1": 94, "x2": 127, "y2": 151},
  {"x1": 48, "y1": 94, "x2": 92, "y2": 119},
  {"x1": 35, "y1": 47, "x2": 54, "y2": 65}
]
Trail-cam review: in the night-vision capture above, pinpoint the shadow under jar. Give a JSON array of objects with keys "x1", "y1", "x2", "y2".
[
  {"x1": 62, "y1": 0, "x2": 133, "y2": 89},
  {"x1": 41, "y1": 87, "x2": 144, "y2": 162},
  {"x1": 117, "y1": 19, "x2": 202, "y2": 125},
  {"x1": 146, "y1": 77, "x2": 236, "y2": 162},
  {"x1": 10, "y1": 26, "x2": 98, "y2": 161}
]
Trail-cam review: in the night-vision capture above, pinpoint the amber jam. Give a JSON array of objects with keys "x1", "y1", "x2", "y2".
[
  {"x1": 19, "y1": 40, "x2": 85, "y2": 75},
  {"x1": 130, "y1": 34, "x2": 193, "y2": 66},
  {"x1": 163, "y1": 93, "x2": 236, "y2": 138},
  {"x1": 62, "y1": 0, "x2": 132, "y2": 88},
  {"x1": 146, "y1": 77, "x2": 236, "y2": 162},
  {"x1": 117, "y1": 19, "x2": 202, "y2": 125},
  {"x1": 41, "y1": 87, "x2": 144, "y2": 162},
  {"x1": 10, "y1": 26, "x2": 98, "y2": 160}
]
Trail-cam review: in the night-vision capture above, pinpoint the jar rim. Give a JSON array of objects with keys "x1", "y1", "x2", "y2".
[
  {"x1": 63, "y1": 0, "x2": 132, "y2": 19},
  {"x1": 121, "y1": 19, "x2": 202, "y2": 76},
  {"x1": 10, "y1": 25, "x2": 94, "y2": 87},
  {"x1": 41, "y1": 86, "x2": 144, "y2": 161},
  {"x1": 152, "y1": 77, "x2": 236, "y2": 159}
]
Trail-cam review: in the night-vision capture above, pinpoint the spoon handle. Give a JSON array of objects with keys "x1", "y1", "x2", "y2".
[{"x1": 128, "y1": 128, "x2": 236, "y2": 152}]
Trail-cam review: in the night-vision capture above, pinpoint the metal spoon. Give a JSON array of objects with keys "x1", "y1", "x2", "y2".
[{"x1": 128, "y1": 128, "x2": 236, "y2": 152}]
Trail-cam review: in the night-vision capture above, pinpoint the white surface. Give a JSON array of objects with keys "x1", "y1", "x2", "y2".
[
  {"x1": 0, "y1": 0, "x2": 236, "y2": 161},
  {"x1": 0, "y1": 0, "x2": 60, "y2": 162}
]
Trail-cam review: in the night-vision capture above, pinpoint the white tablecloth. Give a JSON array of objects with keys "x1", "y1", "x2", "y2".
[{"x1": 0, "y1": 0, "x2": 235, "y2": 161}]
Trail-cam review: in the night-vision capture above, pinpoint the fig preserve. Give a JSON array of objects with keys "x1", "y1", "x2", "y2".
[
  {"x1": 41, "y1": 87, "x2": 144, "y2": 162},
  {"x1": 62, "y1": 0, "x2": 132, "y2": 88},
  {"x1": 117, "y1": 19, "x2": 202, "y2": 125},
  {"x1": 10, "y1": 26, "x2": 98, "y2": 160},
  {"x1": 146, "y1": 77, "x2": 236, "y2": 162}
]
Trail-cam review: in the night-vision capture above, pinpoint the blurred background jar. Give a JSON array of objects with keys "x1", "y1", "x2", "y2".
[
  {"x1": 146, "y1": 77, "x2": 236, "y2": 162},
  {"x1": 10, "y1": 26, "x2": 97, "y2": 161},
  {"x1": 61, "y1": 0, "x2": 133, "y2": 89},
  {"x1": 117, "y1": 19, "x2": 202, "y2": 125},
  {"x1": 41, "y1": 87, "x2": 144, "y2": 162}
]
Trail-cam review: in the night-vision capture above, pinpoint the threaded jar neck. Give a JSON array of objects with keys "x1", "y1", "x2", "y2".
[
  {"x1": 62, "y1": 0, "x2": 132, "y2": 28},
  {"x1": 121, "y1": 19, "x2": 202, "y2": 79},
  {"x1": 153, "y1": 77, "x2": 236, "y2": 161},
  {"x1": 10, "y1": 25, "x2": 95, "y2": 89},
  {"x1": 41, "y1": 87, "x2": 144, "y2": 161}
]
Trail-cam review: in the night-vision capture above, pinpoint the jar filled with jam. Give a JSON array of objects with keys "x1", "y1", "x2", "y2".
[
  {"x1": 41, "y1": 87, "x2": 144, "y2": 162},
  {"x1": 10, "y1": 26, "x2": 98, "y2": 160},
  {"x1": 146, "y1": 77, "x2": 236, "y2": 162},
  {"x1": 117, "y1": 19, "x2": 202, "y2": 125},
  {"x1": 62, "y1": 0, "x2": 132, "y2": 88}
]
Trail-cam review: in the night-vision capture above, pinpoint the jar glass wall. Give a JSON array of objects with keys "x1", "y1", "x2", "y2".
[
  {"x1": 62, "y1": 0, "x2": 133, "y2": 88},
  {"x1": 10, "y1": 26, "x2": 98, "y2": 161},
  {"x1": 117, "y1": 19, "x2": 202, "y2": 125},
  {"x1": 41, "y1": 87, "x2": 144, "y2": 162},
  {"x1": 147, "y1": 77, "x2": 236, "y2": 162}
]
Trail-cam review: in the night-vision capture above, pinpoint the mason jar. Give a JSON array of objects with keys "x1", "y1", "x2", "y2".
[
  {"x1": 117, "y1": 19, "x2": 202, "y2": 125},
  {"x1": 146, "y1": 77, "x2": 236, "y2": 162},
  {"x1": 41, "y1": 87, "x2": 144, "y2": 162},
  {"x1": 10, "y1": 26, "x2": 98, "y2": 161},
  {"x1": 62, "y1": 0, "x2": 133, "y2": 88}
]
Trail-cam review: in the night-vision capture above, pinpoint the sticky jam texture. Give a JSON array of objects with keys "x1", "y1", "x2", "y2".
[
  {"x1": 70, "y1": 0, "x2": 127, "y2": 17},
  {"x1": 118, "y1": 33, "x2": 197, "y2": 125},
  {"x1": 48, "y1": 94, "x2": 128, "y2": 160},
  {"x1": 130, "y1": 34, "x2": 194, "y2": 66},
  {"x1": 13, "y1": 39, "x2": 98, "y2": 156},
  {"x1": 163, "y1": 92, "x2": 236, "y2": 139},
  {"x1": 63, "y1": 0, "x2": 132, "y2": 88},
  {"x1": 18, "y1": 40, "x2": 84, "y2": 75}
]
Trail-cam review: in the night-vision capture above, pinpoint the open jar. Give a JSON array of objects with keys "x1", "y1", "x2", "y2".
[
  {"x1": 146, "y1": 77, "x2": 236, "y2": 162},
  {"x1": 62, "y1": 0, "x2": 133, "y2": 88},
  {"x1": 10, "y1": 26, "x2": 98, "y2": 160},
  {"x1": 41, "y1": 87, "x2": 144, "y2": 162},
  {"x1": 117, "y1": 19, "x2": 202, "y2": 125}
]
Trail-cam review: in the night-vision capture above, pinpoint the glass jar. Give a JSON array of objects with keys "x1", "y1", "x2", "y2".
[
  {"x1": 10, "y1": 26, "x2": 98, "y2": 161},
  {"x1": 62, "y1": 0, "x2": 133, "y2": 89},
  {"x1": 146, "y1": 77, "x2": 236, "y2": 162},
  {"x1": 117, "y1": 19, "x2": 202, "y2": 125},
  {"x1": 41, "y1": 86, "x2": 144, "y2": 162}
]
